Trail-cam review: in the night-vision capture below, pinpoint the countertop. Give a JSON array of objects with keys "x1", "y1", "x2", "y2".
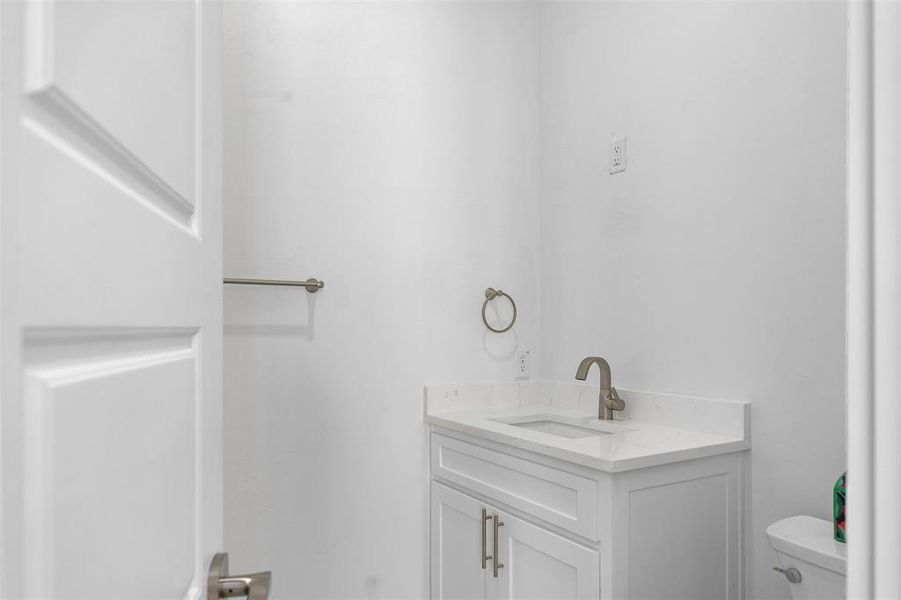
[{"x1": 424, "y1": 380, "x2": 750, "y2": 473}]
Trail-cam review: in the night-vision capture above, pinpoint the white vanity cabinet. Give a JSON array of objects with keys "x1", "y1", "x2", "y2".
[
  {"x1": 431, "y1": 482, "x2": 599, "y2": 600},
  {"x1": 429, "y1": 430, "x2": 745, "y2": 600},
  {"x1": 431, "y1": 483, "x2": 493, "y2": 600},
  {"x1": 496, "y1": 506, "x2": 600, "y2": 600}
]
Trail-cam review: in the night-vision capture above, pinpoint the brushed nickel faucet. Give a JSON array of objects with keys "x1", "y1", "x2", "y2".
[{"x1": 575, "y1": 356, "x2": 625, "y2": 420}]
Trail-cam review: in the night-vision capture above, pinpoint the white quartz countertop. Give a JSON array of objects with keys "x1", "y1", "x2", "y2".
[{"x1": 424, "y1": 381, "x2": 750, "y2": 473}]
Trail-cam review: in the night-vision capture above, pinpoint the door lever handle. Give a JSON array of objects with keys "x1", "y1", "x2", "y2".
[
  {"x1": 219, "y1": 573, "x2": 272, "y2": 600},
  {"x1": 209, "y1": 553, "x2": 272, "y2": 600}
]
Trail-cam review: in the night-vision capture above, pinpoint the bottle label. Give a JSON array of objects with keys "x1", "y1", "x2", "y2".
[{"x1": 834, "y1": 472, "x2": 846, "y2": 543}]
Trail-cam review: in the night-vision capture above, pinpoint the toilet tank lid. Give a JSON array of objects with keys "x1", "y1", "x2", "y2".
[{"x1": 766, "y1": 516, "x2": 847, "y2": 575}]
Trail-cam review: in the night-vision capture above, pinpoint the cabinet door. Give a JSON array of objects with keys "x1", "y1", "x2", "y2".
[
  {"x1": 495, "y1": 511, "x2": 600, "y2": 600},
  {"x1": 431, "y1": 482, "x2": 494, "y2": 600}
]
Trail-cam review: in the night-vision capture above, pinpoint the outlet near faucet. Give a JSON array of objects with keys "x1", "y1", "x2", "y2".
[{"x1": 515, "y1": 350, "x2": 531, "y2": 379}]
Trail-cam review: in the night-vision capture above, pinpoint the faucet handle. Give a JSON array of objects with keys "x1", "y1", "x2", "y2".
[{"x1": 604, "y1": 387, "x2": 625, "y2": 412}]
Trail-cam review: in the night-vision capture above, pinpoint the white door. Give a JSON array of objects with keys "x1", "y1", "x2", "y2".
[
  {"x1": 0, "y1": 2, "x2": 222, "y2": 599},
  {"x1": 431, "y1": 482, "x2": 497, "y2": 600},
  {"x1": 495, "y1": 511, "x2": 599, "y2": 600}
]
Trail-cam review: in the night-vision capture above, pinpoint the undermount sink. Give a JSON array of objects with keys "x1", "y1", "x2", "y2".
[
  {"x1": 491, "y1": 416, "x2": 619, "y2": 439},
  {"x1": 513, "y1": 420, "x2": 613, "y2": 438}
]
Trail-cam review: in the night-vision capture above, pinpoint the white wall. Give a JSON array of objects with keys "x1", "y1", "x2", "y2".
[
  {"x1": 537, "y1": 3, "x2": 847, "y2": 599},
  {"x1": 222, "y1": 3, "x2": 539, "y2": 599},
  {"x1": 225, "y1": 3, "x2": 847, "y2": 599}
]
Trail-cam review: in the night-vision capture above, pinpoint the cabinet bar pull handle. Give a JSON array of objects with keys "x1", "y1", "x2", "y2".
[
  {"x1": 492, "y1": 513, "x2": 505, "y2": 578},
  {"x1": 481, "y1": 509, "x2": 492, "y2": 569}
]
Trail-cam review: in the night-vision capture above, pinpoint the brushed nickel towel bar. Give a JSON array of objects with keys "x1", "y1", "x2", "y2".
[{"x1": 223, "y1": 277, "x2": 324, "y2": 293}]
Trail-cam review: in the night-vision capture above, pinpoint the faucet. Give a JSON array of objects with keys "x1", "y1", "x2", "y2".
[{"x1": 575, "y1": 356, "x2": 625, "y2": 420}]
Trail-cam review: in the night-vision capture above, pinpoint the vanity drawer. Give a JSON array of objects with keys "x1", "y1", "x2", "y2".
[{"x1": 430, "y1": 433, "x2": 598, "y2": 540}]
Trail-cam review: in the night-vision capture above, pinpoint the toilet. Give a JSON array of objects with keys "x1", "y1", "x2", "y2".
[{"x1": 766, "y1": 516, "x2": 847, "y2": 599}]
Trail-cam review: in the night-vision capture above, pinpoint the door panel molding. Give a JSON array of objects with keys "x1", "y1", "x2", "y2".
[
  {"x1": 22, "y1": 0, "x2": 198, "y2": 234},
  {"x1": 22, "y1": 328, "x2": 200, "y2": 599},
  {"x1": 22, "y1": 88, "x2": 197, "y2": 234}
]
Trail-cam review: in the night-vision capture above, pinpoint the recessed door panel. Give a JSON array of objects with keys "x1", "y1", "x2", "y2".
[
  {"x1": 431, "y1": 482, "x2": 491, "y2": 600},
  {"x1": 497, "y1": 511, "x2": 599, "y2": 600},
  {"x1": 23, "y1": 331, "x2": 197, "y2": 599},
  {"x1": 25, "y1": 0, "x2": 197, "y2": 207},
  {"x1": 628, "y1": 474, "x2": 729, "y2": 600}
]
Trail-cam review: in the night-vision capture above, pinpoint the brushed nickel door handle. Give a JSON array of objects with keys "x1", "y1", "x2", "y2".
[
  {"x1": 492, "y1": 514, "x2": 505, "y2": 578},
  {"x1": 481, "y1": 508, "x2": 493, "y2": 569},
  {"x1": 209, "y1": 553, "x2": 272, "y2": 600}
]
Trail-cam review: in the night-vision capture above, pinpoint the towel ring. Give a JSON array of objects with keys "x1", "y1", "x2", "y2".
[{"x1": 482, "y1": 288, "x2": 517, "y2": 333}]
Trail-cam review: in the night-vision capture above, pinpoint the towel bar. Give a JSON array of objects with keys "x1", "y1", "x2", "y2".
[{"x1": 223, "y1": 277, "x2": 324, "y2": 293}]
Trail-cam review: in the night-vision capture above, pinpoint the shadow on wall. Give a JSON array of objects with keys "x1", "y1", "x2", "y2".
[{"x1": 224, "y1": 286, "x2": 318, "y2": 339}]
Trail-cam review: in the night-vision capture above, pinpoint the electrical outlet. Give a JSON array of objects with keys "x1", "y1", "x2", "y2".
[
  {"x1": 609, "y1": 136, "x2": 627, "y2": 174},
  {"x1": 515, "y1": 350, "x2": 531, "y2": 379}
]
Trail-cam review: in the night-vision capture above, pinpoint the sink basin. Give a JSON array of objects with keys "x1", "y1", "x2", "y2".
[
  {"x1": 512, "y1": 420, "x2": 613, "y2": 439},
  {"x1": 488, "y1": 415, "x2": 621, "y2": 439}
]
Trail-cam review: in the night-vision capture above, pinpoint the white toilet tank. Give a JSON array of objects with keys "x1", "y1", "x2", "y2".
[{"x1": 766, "y1": 516, "x2": 846, "y2": 599}]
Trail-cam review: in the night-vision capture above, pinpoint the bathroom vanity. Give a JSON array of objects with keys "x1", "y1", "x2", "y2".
[{"x1": 425, "y1": 381, "x2": 750, "y2": 600}]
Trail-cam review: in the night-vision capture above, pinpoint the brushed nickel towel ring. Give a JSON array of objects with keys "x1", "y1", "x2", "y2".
[{"x1": 482, "y1": 288, "x2": 517, "y2": 333}]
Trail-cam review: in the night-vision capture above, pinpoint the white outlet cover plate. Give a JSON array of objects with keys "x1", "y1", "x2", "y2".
[
  {"x1": 609, "y1": 136, "x2": 627, "y2": 174},
  {"x1": 515, "y1": 350, "x2": 531, "y2": 379}
]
